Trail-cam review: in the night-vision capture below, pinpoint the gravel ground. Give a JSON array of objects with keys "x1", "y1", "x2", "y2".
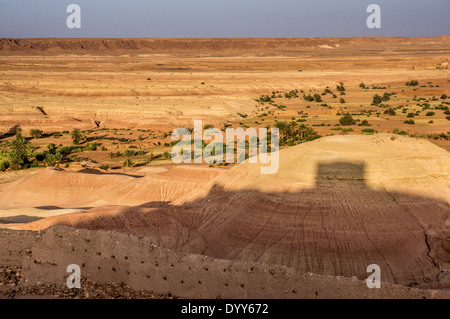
[{"x1": 0, "y1": 265, "x2": 177, "y2": 299}]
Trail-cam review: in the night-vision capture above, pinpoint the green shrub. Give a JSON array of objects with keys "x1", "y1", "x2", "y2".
[
  {"x1": 43, "y1": 154, "x2": 57, "y2": 166},
  {"x1": 30, "y1": 129, "x2": 43, "y2": 139},
  {"x1": 336, "y1": 82, "x2": 345, "y2": 92},
  {"x1": 383, "y1": 108, "x2": 396, "y2": 116},
  {"x1": 372, "y1": 94, "x2": 382, "y2": 105},
  {"x1": 0, "y1": 159, "x2": 10, "y2": 172},
  {"x1": 361, "y1": 128, "x2": 375, "y2": 135},
  {"x1": 404, "y1": 119, "x2": 415, "y2": 125},
  {"x1": 339, "y1": 113, "x2": 356, "y2": 126},
  {"x1": 313, "y1": 94, "x2": 322, "y2": 102},
  {"x1": 359, "y1": 120, "x2": 371, "y2": 126},
  {"x1": 83, "y1": 142, "x2": 99, "y2": 151},
  {"x1": 56, "y1": 146, "x2": 81, "y2": 155},
  {"x1": 406, "y1": 80, "x2": 419, "y2": 87},
  {"x1": 123, "y1": 150, "x2": 137, "y2": 157}
]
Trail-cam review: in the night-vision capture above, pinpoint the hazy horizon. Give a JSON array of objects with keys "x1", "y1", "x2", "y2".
[{"x1": 1, "y1": 0, "x2": 449, "y2": 38}]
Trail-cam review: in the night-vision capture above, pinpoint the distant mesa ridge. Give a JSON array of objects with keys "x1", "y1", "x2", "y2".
[{"x1": 1, "y1": 36, "x2": 449, "y2": 53}]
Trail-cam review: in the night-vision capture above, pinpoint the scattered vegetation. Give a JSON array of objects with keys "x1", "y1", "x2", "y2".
[{"x1": 405, "y1": 80, "x2": 419, "y2": 87}]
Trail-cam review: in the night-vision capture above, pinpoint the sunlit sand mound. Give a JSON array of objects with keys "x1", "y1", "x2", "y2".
[
  {"x1": 15, "y1": 134, "x2": 450, "y2": 287},
  {"x1": 0, "y1": 166, "x2": 221, "y2": 210},
  {"x1": 178, "y1": 133, "x2": 450, "y2": 202}
]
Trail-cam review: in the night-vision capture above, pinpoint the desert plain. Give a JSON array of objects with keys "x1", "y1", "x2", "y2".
[{"x1": 0, "y1": 37, "x2": 449, "y2": 298}]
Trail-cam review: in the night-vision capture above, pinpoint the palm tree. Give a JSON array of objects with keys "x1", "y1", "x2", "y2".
[
  {"x1": 122, "y1": 149, "x2": 136, "y2": 168},
  {"x1": 297, "y1": 125, "x2": 316, "y2": 142},
  {"x1": 123, "y1": 158, "x2": 134, "y2": 168},
  {"x1": 71, "y1": 129, "x2": 85, "y2": 145},
  {"x1": 275, "y1": 121, "x2": 291, "y2": 143},
  {"x1": 9, "y1": 133, "x2": 31, "y2": 169}
]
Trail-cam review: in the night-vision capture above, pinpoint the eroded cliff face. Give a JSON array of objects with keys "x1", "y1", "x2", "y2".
[{"x1": 1, "y1": 225, "x2": 449, "y2": 299}]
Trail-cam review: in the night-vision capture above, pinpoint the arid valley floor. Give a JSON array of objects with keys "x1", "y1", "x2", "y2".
[{"x1": 0, "y1": 37, "x2": 449, "y2": 298}]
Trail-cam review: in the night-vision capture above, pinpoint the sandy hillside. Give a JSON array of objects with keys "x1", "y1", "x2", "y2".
[{"x1": 11, "y1": 134, "x2": 450, "y2": 288}]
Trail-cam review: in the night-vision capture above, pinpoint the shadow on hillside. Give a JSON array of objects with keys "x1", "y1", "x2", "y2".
[
  {"x1": 77, "y1": 168, "x2": 144, "y2": 178},
  {"x1": 34, "y1": 205, "x2": 93, "y2": 210},
  {"x1": 28, "y1": 160, "x2": 450, "y2": 287}
]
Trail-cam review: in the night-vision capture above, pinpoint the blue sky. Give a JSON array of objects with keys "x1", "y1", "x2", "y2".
[{"x1": 0, "y1": 0, "x2": 449, "y2": 38}]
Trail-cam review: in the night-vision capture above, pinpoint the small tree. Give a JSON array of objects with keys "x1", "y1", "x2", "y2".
[
  {"x1": 340, "y1": 98, "x2": 346, "y2": 104},
  {"x1": 339, "y1": 113, "x2": 356, "y2": 126},
  {"x1": 372, "y1": 94, "x2": 382, "y2": 105},
  {"x1": 359, "y1": 120, "x2": 371, "y2": 126},
  {"x1": 9, "y1": 133, "x2": 31, "y2": 169},
  {"x1": 336, "y1": 82, "x2": 345, "y2": 92},
  {"x1": 71, "y1": 129, "x2": 85, "y2": 145},
  {"x1": 122, "y1": 149, "x2": 136, "y2": 168},
  {"x1": 313, "y1": 93, "x2": 322, "y2": 102},
  {"x1": 303, "y1": 94, "x2": 314, "y2": 102},
  {"x1": 30, "y1": 129, "x2": 43, "y2": 139},
  {"x1": 123, "y1": 158, "x2": 134, "y2": 168}
]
